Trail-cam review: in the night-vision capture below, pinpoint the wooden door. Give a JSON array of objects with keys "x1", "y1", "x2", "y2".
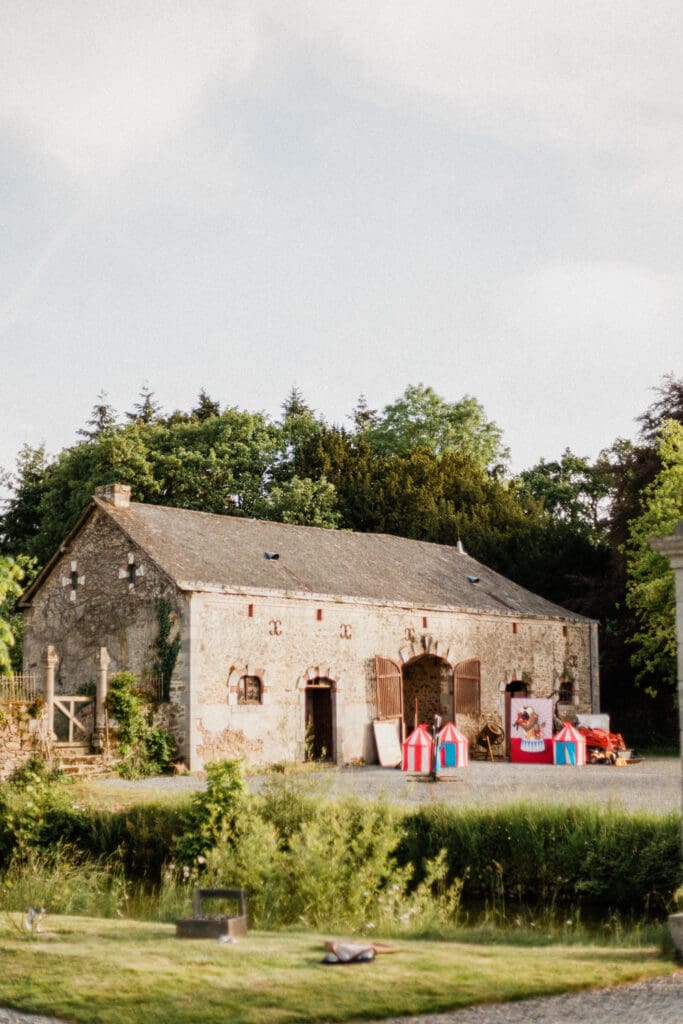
[{"x1": 374, "y1": 656, "x2": 403, "y2": 721}]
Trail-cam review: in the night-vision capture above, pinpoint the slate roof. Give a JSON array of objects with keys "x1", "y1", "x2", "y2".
[{"x1": 72, "y1": 498, "x2": 588, "y2": 622}]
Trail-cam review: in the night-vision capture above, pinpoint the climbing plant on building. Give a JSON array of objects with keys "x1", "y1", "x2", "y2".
[
  {"x1": 153, "y1": 598, "x2": 181, "y2": 702},
  {"x1": 106, "y1": 671, "x2": 175, "y2": 778}
]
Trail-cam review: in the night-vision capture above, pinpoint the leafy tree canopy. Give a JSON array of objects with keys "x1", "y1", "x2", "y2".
[
  {"x1": 265, "y1": 475, "x2": 341, "y2": 529},
  {"x1": 0, "y1": 555, "x2": 34, "y2": 673},
  {"x1": 361, "y1": 384, "x2": 509, "y2": 470},
  {"x1": 623, "y1": 419, "x2": 683, "y2": 695},
  {"x1": 517, "y1": 448, "x2": 612, "y2": 535}
]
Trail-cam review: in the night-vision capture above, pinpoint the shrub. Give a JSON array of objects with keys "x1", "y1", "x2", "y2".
[
  {"x1": 173, "y1": 759, "x2": 247, "y2": 866},
  {"x1": 396, "y1": 803, "x2": 683, "y2": 916},
  {"x1": 106, "y1": 671, "x2": 175, "y2": 778}
]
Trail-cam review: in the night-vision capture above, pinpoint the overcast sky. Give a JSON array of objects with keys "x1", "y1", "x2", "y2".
[{"x1": 1, "y1": 1, "x2": 681, "y2": 482}]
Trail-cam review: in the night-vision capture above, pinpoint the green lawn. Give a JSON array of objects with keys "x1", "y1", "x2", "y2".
[{"x1": 0, "y1": 916, "x2": 677, "y2": 1024}]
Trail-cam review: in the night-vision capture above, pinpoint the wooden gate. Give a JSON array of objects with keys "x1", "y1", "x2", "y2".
[{"x1": 53, "y1": 695, "x2": 94, "y2": 746}]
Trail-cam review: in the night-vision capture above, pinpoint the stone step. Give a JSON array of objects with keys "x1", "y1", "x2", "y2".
[{"x1": 55, "y1": 747, "x2": 114, "y2": 777}]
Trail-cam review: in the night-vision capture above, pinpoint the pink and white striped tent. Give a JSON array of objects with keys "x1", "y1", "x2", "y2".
[
  {"x1": 437, "y1": 722, "x2": 469, "y2": 768},
  {"x1": 402, "y1": 724, "x2": 434, "y2": 773},
  {"x1": 553, "y1": 723, "x2": 587, "y2": 766}
]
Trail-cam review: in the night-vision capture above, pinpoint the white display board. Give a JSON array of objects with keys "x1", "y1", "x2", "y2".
[{"x1": 373, "y1": 718, "x2": 402, "y2": 767}]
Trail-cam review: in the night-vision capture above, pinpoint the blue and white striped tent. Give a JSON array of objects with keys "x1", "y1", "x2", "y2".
[
  {"x1": 553, "y1": 723, "x2": 586, "y2": 766},
  {"x1": 437, "y1": 722, "x2": 469, "y2": 769}
]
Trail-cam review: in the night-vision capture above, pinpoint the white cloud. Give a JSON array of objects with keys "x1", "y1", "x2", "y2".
[
  {"x1": 1, "y1": 1, "x2": 260, "y2": 180},
  {"x1": 286, "y1": 1, "x2": 683, "y2": 196}
]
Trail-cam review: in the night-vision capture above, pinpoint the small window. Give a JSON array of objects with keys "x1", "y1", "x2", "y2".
[
  {"x1": 237, "y1": 675, "x2": 262, "y2": 705},
  {"x1": 248, "y1": 604, "x2": 254, "y2": 618},
  {"x1": 559, "y1": 680, "x2": 574, "y2": 703},
  {"x1": 316, "y1": 608, "x2": 323, "y2": 622},
  {"x1": 422, "y1": 616, "x2": 428, "y2": 629},
  {"x1": 512, "y1": 622, "x2": 518, "y2": 635}
]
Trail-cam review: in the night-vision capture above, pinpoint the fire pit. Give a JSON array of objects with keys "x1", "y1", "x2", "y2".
[{"x1": 176, "y1": 887, "x2": 248, "y2": 939}]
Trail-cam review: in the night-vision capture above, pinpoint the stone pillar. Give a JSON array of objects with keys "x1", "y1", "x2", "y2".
[
  {"x1": 589, "y1": 621, "x2": 601, "y2": 714},
  {"x1": 649, "y1": 521, "x2": 683, "y2": 956},
  {"x1": 43, "y1": 645, "x2": 59, "y2": 739},
  {"x1": 94, "y1": 647, "x2": 111, "y2": 751}
]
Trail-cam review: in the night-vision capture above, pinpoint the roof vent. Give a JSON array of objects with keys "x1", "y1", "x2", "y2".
[
  {"x1": 467, "y1": 575, "x2": 480, "y2": 584},
  {"x1": 264, "y1": 552, "x2": 280, "y2": 560}
]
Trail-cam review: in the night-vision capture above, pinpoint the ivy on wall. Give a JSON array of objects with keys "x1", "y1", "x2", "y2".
[{"x1": 153, "y1": 598, "x2": 181, "y2": 702}]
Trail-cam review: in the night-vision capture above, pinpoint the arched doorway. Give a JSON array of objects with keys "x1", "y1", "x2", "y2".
[
  {"x1": 504, "y1": 680, "x2": 529, "y2": 757},
  {"x1": 402, "y1": 654, "x2": 454, "y2": 731},
  {"x1": 305, "y1": 677, "x2": 335, "y2": 761}
]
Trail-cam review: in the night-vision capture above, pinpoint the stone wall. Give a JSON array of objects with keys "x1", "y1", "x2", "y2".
[
  {"x1": 22, "y1": 508, "x2": 191, "y2": 759},
  {"x1": 0, "y1": 702, "x2": 51, "y2": 782},
  {"x1": 188, "y1": 589, "x2": 595, "y2": 770},
  {"x1": 21, "y1": 505, "x2": 597, "y2": 772}
]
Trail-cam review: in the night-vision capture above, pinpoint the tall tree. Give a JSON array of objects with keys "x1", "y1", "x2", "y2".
[
  {"x1": 350, "y1": 394, "x2": 377, "y2": 432},
  {"x1": 637, "y1": 373, "x2": 683, "y2": 443},
  {"x1": 191, "y1": 389, "x2": 222, "y2": 422},
  {"x1": 0, "y1": 555, "x2": 31, "y2": 673},
  {"x1": 77, "y1": 391, "x2": 118, "y2": 441},
  {"x1": 1, "y1": 444, "x2": 49, "y2": 556},
  {"x1": 265, "y1": 475, "x2": 341, "y2": 528},
  {"x1": 275, "y1": 388, "x2": 326, "y2": 482},
  {"x1": 126, "y1": 384, "x2": 162, "y2": 425},
  {"x1": 623, "y1": 419, "x2": 683, "y2": 695},
  {"x1": 363, "y1": 384, "x2": 508, "y2": 470},
  {"x1": 517, "y1": 448, "x2": 611, "y2": 534}
]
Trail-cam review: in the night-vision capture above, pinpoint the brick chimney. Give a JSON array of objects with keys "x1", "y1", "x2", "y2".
[{"x1": 95, "y1": 483, "x2": 131, "y2": 508}]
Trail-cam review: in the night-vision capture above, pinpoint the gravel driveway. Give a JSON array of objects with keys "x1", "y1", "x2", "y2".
[
  {"x1": 104, "y1": 757, "x2": 682, "y2": 816},
  {"x1": 348, "y1": 972, "x2": 683, "y2": 1024}
]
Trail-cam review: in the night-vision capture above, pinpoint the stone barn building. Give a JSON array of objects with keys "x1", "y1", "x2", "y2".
[{"x1": 19, "y1": 484, "x2": 599, "y2": 769}]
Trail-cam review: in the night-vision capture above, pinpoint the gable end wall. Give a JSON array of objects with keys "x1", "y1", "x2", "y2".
[{"x1": 22, "y1": 510, "x2": 190, "y2": 755}]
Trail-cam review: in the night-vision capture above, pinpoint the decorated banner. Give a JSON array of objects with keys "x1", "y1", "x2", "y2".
[{"x1": 510, "y1": 697, "x2": 553, "y2": 764}]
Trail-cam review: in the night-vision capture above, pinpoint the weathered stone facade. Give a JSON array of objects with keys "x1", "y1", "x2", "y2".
[
  {"x1": 184, "y1": 588, "x2": 595, "y2": 767},
  {"x1": 21, "y1": 509, "x2": 189, "y2": 756},
  {"x1": 20, "y1": 486, "x2": 599, "y2": 770}
]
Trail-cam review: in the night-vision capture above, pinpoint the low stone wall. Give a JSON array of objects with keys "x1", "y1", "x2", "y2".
[{"x1": 0, "y1": 701, "x2": 52, "y2": 782}]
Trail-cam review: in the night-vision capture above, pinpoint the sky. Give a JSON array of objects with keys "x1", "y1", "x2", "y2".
[{"x1": 1, "y1": 1, "x2": 682, "y2": 483}]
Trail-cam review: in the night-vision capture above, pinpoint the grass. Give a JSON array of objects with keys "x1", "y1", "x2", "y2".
[
  {"x1": 66, "y1": 777, "x2": 198, "y2": 811},
  {"x1": 0, "y1": 916, "x2": 678, "y2": 1024}
]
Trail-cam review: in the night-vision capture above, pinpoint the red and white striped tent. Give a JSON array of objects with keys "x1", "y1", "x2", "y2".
[
  {"x1": 402, "y1": 724, "x2": 434, "y2": 773},
  {"x1": 553, "y1": 723, "x2": 587, "y2": 766},
  {"x1": 437, "y1": 722, "x2": 469, "y2": 768}
]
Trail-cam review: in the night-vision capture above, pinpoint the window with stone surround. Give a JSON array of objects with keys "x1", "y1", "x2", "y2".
[
  {"x1": 558, "y1": 680, "x2": 574, "y2": 704},
  {"x1": 237, "y1": 675, "x2": 262, "y2": 705}
]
